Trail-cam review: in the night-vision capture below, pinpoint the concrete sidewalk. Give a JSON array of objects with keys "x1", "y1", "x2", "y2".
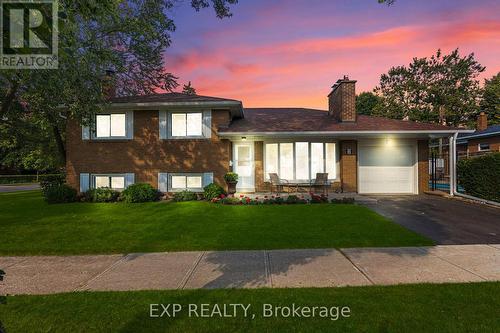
[{"x1": 1, "y1": 244, "x2": 499, "y2": 295}]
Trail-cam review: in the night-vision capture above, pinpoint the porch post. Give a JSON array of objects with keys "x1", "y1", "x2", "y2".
[{"x1": 449, "y1": 135, "x2": 454, "y2": 196}]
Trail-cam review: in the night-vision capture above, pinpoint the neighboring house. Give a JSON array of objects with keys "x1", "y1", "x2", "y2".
[
  {"x1": 457, "y1": 113, "x2": 500, "y2": 158},
  {"x1": 66, "y1": 77, "x2": 470, "y2": 195}
]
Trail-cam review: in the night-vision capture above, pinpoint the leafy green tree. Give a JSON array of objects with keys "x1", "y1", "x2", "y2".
[
  {"x1": 356, "y1": 92, "x2": 381, "y2": 116},
  {"x1": 373, "y1": 49, "x2": 485, "y2": 126},
  {"x1": 0, "y1": 0, "x2": 237, "y2": 168},
  {"x1": 182, "y1": 81, "x2": 197, "y2": 95},
  {"x1": 480, "y1": 72, "x2": 500, "y2": 125}
]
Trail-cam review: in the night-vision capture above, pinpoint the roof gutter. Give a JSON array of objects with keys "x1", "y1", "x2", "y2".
[
  {"x1": 218, "y1": 129, "x2": 474, "y2": 137},
  {"x1": 457, "y1": 131, "x2": 500, "y2": 140}
]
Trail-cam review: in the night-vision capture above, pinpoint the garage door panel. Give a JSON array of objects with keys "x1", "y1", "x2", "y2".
[
  {"x1": 358, "y1": 166, "x2": 414, "y2": 194},
  {"x1": 358, "y1": 143, "x2": 417, "y2": 194}
]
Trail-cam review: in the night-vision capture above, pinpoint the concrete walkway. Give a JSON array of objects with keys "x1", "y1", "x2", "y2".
[{"x1": 1, "y1": 244, "x2": 499, "y2": 295}]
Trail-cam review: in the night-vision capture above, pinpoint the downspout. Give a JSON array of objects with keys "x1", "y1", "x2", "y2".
[{"x1": 450, "y1": 132, "x2": 458, "y2": 196}]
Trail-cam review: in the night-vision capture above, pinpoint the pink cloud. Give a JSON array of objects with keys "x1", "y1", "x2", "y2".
[{"x1": 166, "y1": 18, "x2": 500, "y2": 109}]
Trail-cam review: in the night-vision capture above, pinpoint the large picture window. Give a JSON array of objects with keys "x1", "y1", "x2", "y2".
[
  {"x1": 171, "y1": 112, "x2": 203, "y2": 137},
  {"x1": 96, "y1": 114, "x2": 126, "y2": 138},
  {"x1": 265, "y1": 142, "x2": 337, "y2": 181}
]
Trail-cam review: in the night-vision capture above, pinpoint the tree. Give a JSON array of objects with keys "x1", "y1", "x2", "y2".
[
  {"x1": 0, "y1": 0, "x2": 237, "y2": 168},
  {"x1": 373, "y1": 49, "x2": 485, "y2": 126},
  {"x1": 480, "y1": 72, "x2": 500, "y2": 125},
  {"x1": 378, "y1": 0, "x2": 396, "y2": 5},
  {"x1": 356, "y1": 92, "x2": 381, "y2": 116},
  {"x1": 182, "y1": 81, "x2": 197, "y2": 95}
]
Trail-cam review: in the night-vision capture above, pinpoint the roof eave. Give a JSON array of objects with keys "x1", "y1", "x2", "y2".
[
  {"x1": 107, "y1": 100, "x2": 244, "y2": 119},
  {"x1": 218, "y1": 129, "x2": 473, "y2": 138}
]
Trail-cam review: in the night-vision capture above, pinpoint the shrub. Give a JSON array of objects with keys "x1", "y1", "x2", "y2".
[
  {"x1": 84, "y1": 188, "x2": 121, "y2": 203},
  {"x1": 203, "y1": 183, "x2": 226, "y2": 200},
  {"x1": 43, "y1": 183, "x2": 77, "y2": 204},
  {"x1": 458, "y1": 153, "x2": 500, "y2": 202},
  {"x1": 40, "y1": 174, "x2": 65, "y2": 196},
  {"x1": 310, "y1": 193, "x2": 329, "y2": 204},
  {"x1": 331, "y1": 197, "x2": 355, "y2": 204},
  {"x1": 173, "y1": 190, "x2": 198, "y2": 202},
  {"x1": 219, "y1": 197, "x2": 241, "y2": 205},
  {"x1": 223, "y1": 172, "x2": 238, "y2": 183},
  {"x1": 120, "y1": 183, "x2": 159, "y2": 203}
]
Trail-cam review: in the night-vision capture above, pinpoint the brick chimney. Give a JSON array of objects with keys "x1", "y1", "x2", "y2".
[
  {"x1": 477, "y1": 112, "x2": 488, "y2": 131},
  {"x1": 328, "y1": 76, "x2": 357, "y2": 122}
]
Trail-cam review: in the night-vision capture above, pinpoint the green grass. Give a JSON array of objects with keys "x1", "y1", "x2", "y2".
[
  {"x1": 0, "y1": 283, "x2": 499, "y2": 332},
  {"x1": 0, "y1": 191, "x2": 432, "y2": 255}
]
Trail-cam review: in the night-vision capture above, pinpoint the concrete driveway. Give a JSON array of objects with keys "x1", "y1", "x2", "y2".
[{"x1": 362, "y1": 195, "x2": 500, "y2": 245}]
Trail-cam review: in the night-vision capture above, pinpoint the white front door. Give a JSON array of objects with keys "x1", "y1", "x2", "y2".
[{"x1": 233, "y1": 142, "x2": 255, "y2": 191}]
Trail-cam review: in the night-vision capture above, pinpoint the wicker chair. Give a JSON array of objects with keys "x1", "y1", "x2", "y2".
[
  {"x1": 269, "y1": 173, "x2": 290, "y2": 194},
  {"x1": 310, "y1": 173, "x2": 330, "y2": 195}
]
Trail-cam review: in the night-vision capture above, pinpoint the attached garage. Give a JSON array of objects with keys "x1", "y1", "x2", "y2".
[{"x1": 358, "y1": 140, "x2": 418, "y2": 194}]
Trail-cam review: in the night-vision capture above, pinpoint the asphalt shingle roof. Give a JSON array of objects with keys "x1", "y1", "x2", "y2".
[{"x1": 222, "y1": 108, "x2": 463, "y2": 132}]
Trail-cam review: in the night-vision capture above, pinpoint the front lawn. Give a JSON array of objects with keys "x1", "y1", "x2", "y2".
[
  {"x1": 0, "y1": 191, "x2": 432, "y2": 255},
  {"x1": 1, "y1": 283, "x2": 498, "y2": 332}
]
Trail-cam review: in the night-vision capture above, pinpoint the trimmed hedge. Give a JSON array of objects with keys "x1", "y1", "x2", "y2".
[
  {"x1": 173, "y1": 190, "x2": 198, "y2": 202},
  {"x1": 120, "y1": 183, "x2": 159, "y2": 203},
  {"x1": 43, "y1": 184, "x2": 77, "y2": 204},
  {"x1": 457, "y1": 153, "x2": 500, "y2": 202},
  {"x1": 84, "y1": 188, "x2": 120, "y2": 203}
]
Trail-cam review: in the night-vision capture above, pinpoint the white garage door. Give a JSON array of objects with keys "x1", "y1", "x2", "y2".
[{"x1": 358, "y1": 142, "x2": 417, "y2": 194}]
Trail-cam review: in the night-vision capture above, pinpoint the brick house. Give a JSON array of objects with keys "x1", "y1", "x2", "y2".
[
  {"x1": 456, "y1": 112, "x2": 500, "y2": 158},
  {"x1": 66, "y1": 77, "x2": 471, "y2": 195}
]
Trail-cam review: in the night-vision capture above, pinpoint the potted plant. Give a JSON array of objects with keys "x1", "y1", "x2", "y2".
[{"x1": 224, "y1": 172, "x2": 239, "y2": 195}]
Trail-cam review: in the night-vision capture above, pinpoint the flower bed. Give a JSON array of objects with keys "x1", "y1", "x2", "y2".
[{"x1": 210, "y1": 193, "x2": 354, "y2": 205}]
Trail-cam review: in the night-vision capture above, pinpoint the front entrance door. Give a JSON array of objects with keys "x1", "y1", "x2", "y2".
[{"x1": 233, "y1": 142, "x2": 255, "y2": 191}]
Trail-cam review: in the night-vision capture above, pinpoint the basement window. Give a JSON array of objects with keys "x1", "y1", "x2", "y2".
[{"x1": 94, "y1": 175, "x2": 125, "y2": 190}]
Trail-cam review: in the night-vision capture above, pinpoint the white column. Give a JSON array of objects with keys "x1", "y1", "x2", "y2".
[{"x1": 449, "y1": 135, "x2": 454, "y2": 196}]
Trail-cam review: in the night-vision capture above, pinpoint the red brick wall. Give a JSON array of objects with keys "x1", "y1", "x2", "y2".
[
  {"x1": 66, "y1": 110, "x2": 232, "y2": 192},
  {"x1": 467, "y1": 137, "x2": 500, "y2": 154}
]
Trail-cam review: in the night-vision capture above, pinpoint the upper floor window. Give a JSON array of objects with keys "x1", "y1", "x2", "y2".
[
  {"x1": 159, "y1": 110, "x2": 211, "y2": 139},
  {"x1": 171, "y1": 112, "x2": 203, "y2": 137},
  {"x1": 95, "y1": 113, "x2": 126, "y2": 138},
  {"x1": 478, "y1": 143, "x2": 490, "y2": 151}
]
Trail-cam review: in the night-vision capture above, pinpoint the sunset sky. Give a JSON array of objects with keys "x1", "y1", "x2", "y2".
[{"x1": 165, "y1": 0, "x2": 500, "y2": 109}]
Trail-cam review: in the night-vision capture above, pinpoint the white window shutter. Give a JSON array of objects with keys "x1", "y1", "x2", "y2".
[
  {"x1": 80, "y1": 173, "x2": 90, "y2": 192},
  {"x1": 159, "y1": 110, "x2": 167, "y2": 139},
  {"x1": 126, "y1": 111, "x2": 134, "y2": 139},
  {"x1": 82, "y1": 126, "x2": 90, "y2": 140},
  {"x1": 202, "y1": 110, "x2": 212, "y2": 138},
  {"x1": 158, "y1": 173, "x2": 169, "y2": 192},
  {"x1": 203, "y1": 172, "x2": 214, "y2": 187},
  {"x1": 125, "y1": 173, "x2": 135, "y2": 188}
]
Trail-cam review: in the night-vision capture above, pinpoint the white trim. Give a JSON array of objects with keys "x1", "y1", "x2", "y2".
[{"x1": 478, "y1": 143, "x2": 491, "y2": 151}]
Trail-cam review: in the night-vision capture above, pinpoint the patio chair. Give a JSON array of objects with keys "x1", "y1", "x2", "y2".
[
  {"x1": 269, "y1": 173, "x2": 291, "y2": 194},
  {"x1": 310, "y1": 173, "x2": 330, "y2": 195}
]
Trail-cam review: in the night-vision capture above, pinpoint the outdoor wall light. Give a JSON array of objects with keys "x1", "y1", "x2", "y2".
[{"x1": 241, "y1": 137, "x2": 247, "y2": 141}]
